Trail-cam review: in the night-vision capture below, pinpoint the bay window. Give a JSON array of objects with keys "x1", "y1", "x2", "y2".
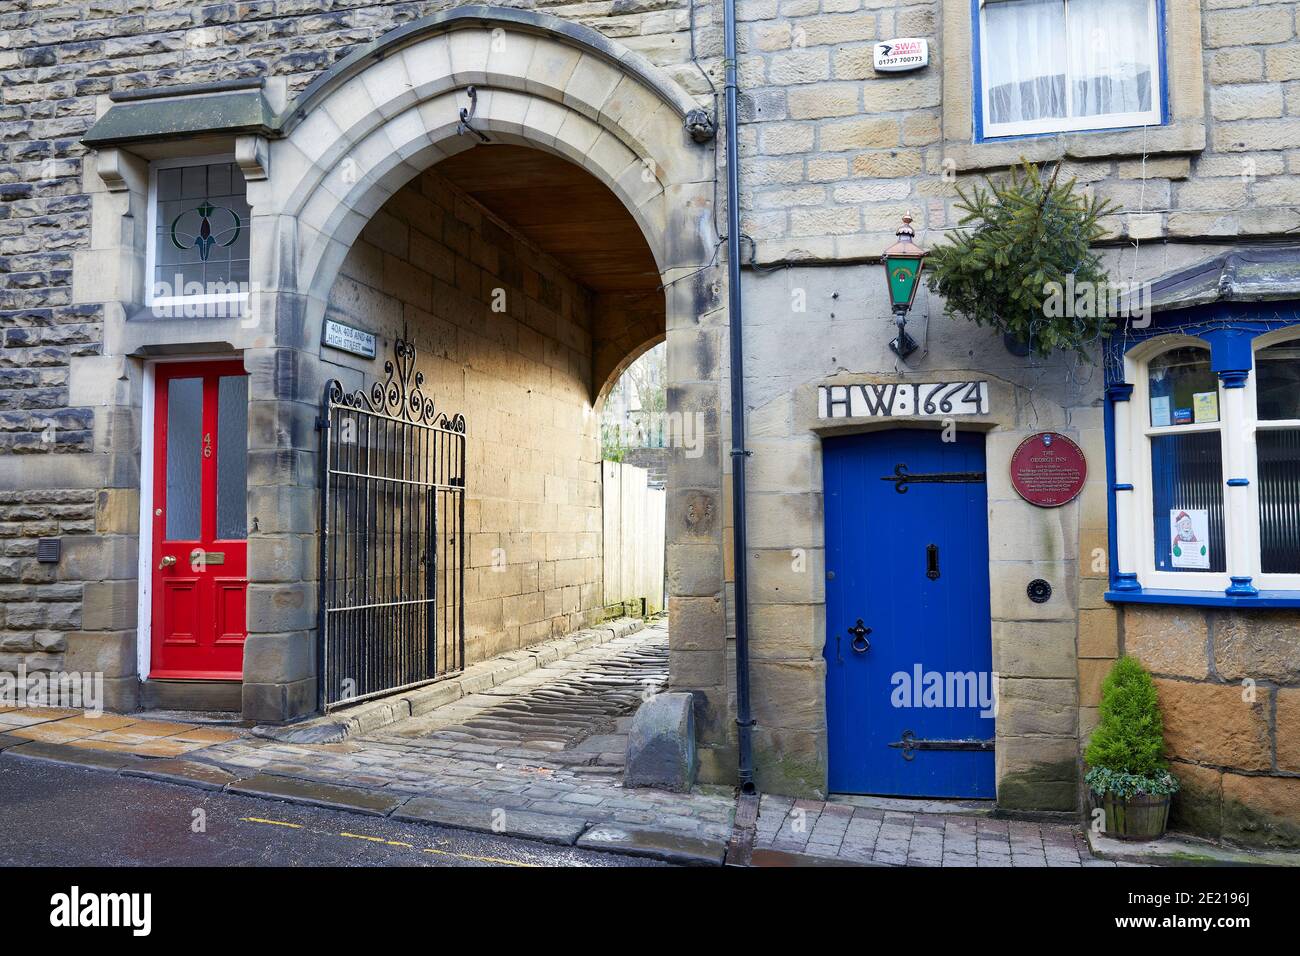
[
  {"x1": 977, "y1": 0, "x2": 1164, "y2": 139},
  {"x1": 1119, "y1": 332, "x2": 1300, "y2": 599}
]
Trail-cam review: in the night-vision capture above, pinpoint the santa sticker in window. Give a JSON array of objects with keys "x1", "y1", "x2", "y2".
[{"x1": 1169, "y1": 509, "x2": 1210, "y2": 570}]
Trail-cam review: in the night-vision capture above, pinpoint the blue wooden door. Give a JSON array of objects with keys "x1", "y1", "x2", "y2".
[{"x1": 823, "y1": 429, "x2": 995, "y2": 797}]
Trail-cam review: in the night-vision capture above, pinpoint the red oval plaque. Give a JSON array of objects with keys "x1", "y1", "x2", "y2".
[{"x1": 1010, "y1": 432, "x2": 1087, "y2": 507}]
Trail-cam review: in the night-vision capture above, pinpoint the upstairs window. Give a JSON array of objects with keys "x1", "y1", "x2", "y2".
[
  {"x1": 977, "y1": 0, "x2": 1163, "y2": 139},
  {"x1": 146, "y1": 157, "x2": 251, "y2": 312}
]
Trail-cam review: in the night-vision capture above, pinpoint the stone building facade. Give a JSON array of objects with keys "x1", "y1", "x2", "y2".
[{"x1": 1, "y1": 0, "x2": 1299, "y2": 847}]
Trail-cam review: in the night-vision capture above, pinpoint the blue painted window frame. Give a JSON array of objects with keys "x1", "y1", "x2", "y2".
[
  {"x1": 1103, "y1": 303, "x2": 1300, "y2": 608},
  {"x1": 972, "y1": 0, "x2": 1170, "y2": 143}
]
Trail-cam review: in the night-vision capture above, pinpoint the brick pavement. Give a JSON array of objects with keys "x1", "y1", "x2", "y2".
[{"x1": 755, "y1": 794, "x2": 1125, "y2": 867}]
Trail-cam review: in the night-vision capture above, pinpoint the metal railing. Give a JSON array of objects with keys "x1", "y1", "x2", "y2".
[{"x1": 317, "y1": 338, "x2": 466, "y2": 711}]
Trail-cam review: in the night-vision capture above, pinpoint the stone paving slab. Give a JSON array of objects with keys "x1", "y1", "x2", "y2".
[
  {"x1": 121, "y1": 758, "x2": 245, "y2": 792},
  {"x1": 577, "y1": 823, "x2": 727, "y2": 866},
  {"x1": 227, "y1": 772, "x2": 407, "y2": 816},
  {"x1": 749, "y1": 848, "x2": 870, "y2": 867},
  {"x1": 6, "y1": 740, "x2": 146, "y2": 772},
  {"x1": 255, "y1": 618, "x2": 648, "y2": 745},
  {"x1": 394, "y1": 796, "x2": 589, "y2": 846},
  {"x1": 177, "y1": 620, "x2": 737, "y2": 856},
  {"x1": 1088, "y1": 829, "x2": 1300, "y2": 867}
]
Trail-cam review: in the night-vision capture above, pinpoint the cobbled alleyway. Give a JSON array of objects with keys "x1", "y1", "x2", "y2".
[{"x1": 373, "y1": 625, "x2": 669, "y2": 770}]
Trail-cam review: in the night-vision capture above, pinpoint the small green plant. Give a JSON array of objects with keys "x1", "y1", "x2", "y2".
[
  {"x1": 1084, "y1": 655, "x2": 1180, "y2": 798},
  {"x1": 924, "y1": 159, "x2": 1118, "y2": 358}
]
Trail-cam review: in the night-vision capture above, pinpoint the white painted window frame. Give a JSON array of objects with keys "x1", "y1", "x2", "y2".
[
  {"x1": 144, "y1": 153, "x2": 250, "y2": 311},
  {"x1": 977, "y1": 0, "x2": 1164, "y2": 140},
  {"x1": 1245, "y1": 327, "x2": 1300, "y2": 592},
  {"x1": 1121, "y1": 333, "x2": 1300, "y2": 595}
]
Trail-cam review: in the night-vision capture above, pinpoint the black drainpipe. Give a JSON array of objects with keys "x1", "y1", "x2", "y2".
[{"x1": 722, "y1": 0, "x2": 755, "y2": 794}]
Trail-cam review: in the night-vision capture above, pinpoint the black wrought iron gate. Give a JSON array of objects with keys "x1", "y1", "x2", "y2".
[{"x1": 318, "y1": 338, "x2": 466, "y2": 711}]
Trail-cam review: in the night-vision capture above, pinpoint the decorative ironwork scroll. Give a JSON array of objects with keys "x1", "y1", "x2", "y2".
[
  {"x1": 325, "y1": 337, "x2": 466, "y2": 432},
  {"x1": 317, "y1": 337, "x2": 467, "y2": 712}
]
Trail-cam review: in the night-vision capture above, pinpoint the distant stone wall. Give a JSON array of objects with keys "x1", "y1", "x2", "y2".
[
  {"x1": 325, "y1": 164, "x2": 606, "y2": 665},
  {"x1": 622, "y1": 447, "x2": 668, "y2": 488},
  {"x1": 1121, "y1": 605, "x2": 1300, "y2": 849}
]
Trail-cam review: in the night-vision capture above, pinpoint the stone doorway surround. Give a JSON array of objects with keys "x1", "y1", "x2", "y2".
[
  {"x1": 73, "y1": 8, "x2": 726, "y2": 727},
  {"x1": 749, "y1": 370, "x2": 1101, "y2": 808}
]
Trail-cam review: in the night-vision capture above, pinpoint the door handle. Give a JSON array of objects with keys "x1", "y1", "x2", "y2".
[
  {"x1": 926, "y1": 543, "x2": 940, "y2": 580},
  {"x1": 158, "y1": 555, "x2": 177, "y2": 570},
  {"x1": 847, "y1": 619, "x2": 872, "y2": 653}
]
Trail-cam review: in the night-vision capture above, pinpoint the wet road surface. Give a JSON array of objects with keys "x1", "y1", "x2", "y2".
[{"x1": 0, "y1": 759, "x2": 666, "y2": 867}]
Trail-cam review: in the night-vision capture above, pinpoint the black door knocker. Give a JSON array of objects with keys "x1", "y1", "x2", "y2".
[
  {"x1": 847, "y1": 619, "x2": 872, "y2": 653},
  {"x1": 926, "y1": 543, "x2": 940, "y2": 580}
]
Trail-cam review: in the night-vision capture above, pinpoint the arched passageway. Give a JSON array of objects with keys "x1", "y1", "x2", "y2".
[
  {"x1": 222, "y1": 8, "x2": 730, "y2": 774},
  {"x1": 320, "y1": 141, "x2": 666, "y2": 669}
]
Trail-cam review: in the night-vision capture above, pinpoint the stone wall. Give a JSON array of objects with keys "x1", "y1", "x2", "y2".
[
  {"x1": 0, "y1": 0, "x2": 703, "y2": 692},
  {"x1": 0, "y1": 489, "x2": 94, "y2": 671},
  {"x1": 621, "y1": 447, "x2": 668, "y2": 487},
  {"x1": 734, "y1": 0, "x2": 1300, "y2": 261},
  {"x1": 324, "y1": 164, "x2": 606, "y2": 665},
  {"x1": 1120, "y1": 605, "x2": 1300, "y2": 848},
  {"x1": 734, "y1": 257, "x2": 1102, "y2": 801}
]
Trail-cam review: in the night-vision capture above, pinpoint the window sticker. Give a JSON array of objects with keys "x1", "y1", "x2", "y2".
[
  {"x1": 1192, "y1": 391, "x2": 1219, "y2": 424},
  {"x1": 1150, "y1": 395, "x2": 1171, "y2": 428},
  {"x1": 1173, "y1": 406, "x2": 1193, "y2": 426},
  {"x1": 1169, "y1": 509, "x2": 1210, "y2": 570}
]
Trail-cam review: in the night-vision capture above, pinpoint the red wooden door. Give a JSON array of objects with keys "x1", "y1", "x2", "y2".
[{"x1": 151, "y1": 361, "x2": 249, "y2": 679}]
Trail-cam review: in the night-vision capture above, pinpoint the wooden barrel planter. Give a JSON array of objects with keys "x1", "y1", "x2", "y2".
[{"x1": 1097, "y1": 792, "x2": 1171, "y2": 841}]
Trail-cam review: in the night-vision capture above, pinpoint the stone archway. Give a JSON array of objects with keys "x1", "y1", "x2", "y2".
[
  {"x1": 235, "y1": 7, "x2": 729, "y2": 743},
  {"x1": 247, "y1": 8, "x2": 715, "y2": 317}
]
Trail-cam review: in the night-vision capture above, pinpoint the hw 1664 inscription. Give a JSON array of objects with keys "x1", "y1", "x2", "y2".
[{"x1": 819, "y1": 381, "x2": 989, "y2": 419}]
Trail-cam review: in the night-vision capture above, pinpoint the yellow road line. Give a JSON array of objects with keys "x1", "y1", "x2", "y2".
[
  {"x1": 241, "y1": 817, "x2": 303, "y2": 829},
  {"x1": 241, "y1": 817, "x2": 536, "y2": 866},
  {"x1": 423, "y1": 847, "x2": 536, "y2": 867}
]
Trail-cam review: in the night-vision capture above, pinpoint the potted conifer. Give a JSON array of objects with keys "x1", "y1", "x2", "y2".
[{"x1": 1084, "y1": 655, "x2": 1180, "y2": 841}]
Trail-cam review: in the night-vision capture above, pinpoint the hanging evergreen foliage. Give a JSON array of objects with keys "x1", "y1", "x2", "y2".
[{"x1": 924, "y1": 160, "x2": 1119, "y2": 359}]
